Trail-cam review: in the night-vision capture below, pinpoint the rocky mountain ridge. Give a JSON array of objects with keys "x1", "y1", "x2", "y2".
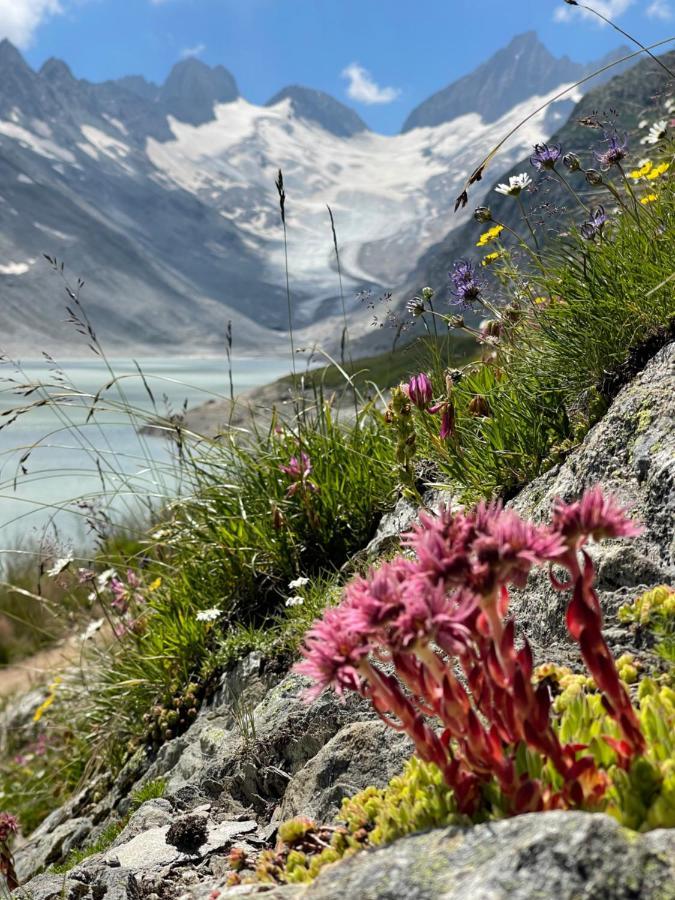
[{"x1": 0, "y1": 34, "x2": 628, "y2": 356}]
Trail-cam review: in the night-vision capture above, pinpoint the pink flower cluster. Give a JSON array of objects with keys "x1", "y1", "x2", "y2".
[
  {"x1": 296, "y1": 487, "x2": 644, "y2": 815},
  {"x1": 280, "y1": 452, "x2": 319, "y2": 498}
]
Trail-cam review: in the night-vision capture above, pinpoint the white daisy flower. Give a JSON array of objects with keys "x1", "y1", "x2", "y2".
[
  {"x1": 288, "y1": 576, "x2": 310, "y2": 590},
  {"x1": 80, "y1": 618, "x2": 104, "y2": 642},
  {"x1": 96, "y1": 568, "x2": 117, "y2": 590},
  {"x1": 285, "y1": 595, "x2": 304, "y2": 608},
  {"x1": 47, "y1": 553, "x2": 73, "y2": 577},
  {"x1": 665, "y1": 98, "x2": 675, "y2": 113},
  {"x1": 495, "y1": 173, "x2": 532, "y2": 197},
  {"x1": 641, "y1": 120, "x2": 668, "y2": 145},
  {"x1": 196, "y1": 608, "x2": 222, "y2": 622}
]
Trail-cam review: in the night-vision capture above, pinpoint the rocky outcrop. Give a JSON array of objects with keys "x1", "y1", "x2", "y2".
[
  {"x1": 248, "y1": 813, "x2": 675, "y2": 900},
  {"x1": 12, "y1": 344, "x2": 675, "y2": 898}
]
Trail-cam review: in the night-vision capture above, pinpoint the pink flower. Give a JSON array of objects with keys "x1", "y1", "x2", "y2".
[
  {"x1": 471, "y1": 503, "x2": 565, "y2": 591},
  {"x1": 280, "y1": 452, "x2": 318, "y2": 497},
  {"x1": 0, "y1": 813, "x2": 18, "y2": 843},
  {"x1": 280, "y1": 452, "x2": 311, "y2": 480},
  {"x1": 294, "y1": 605, "x2": 369, "y2": 700},
  {"x1": 404, "y1": 507, "x2": 474, "y2": 588},
  {"x1": 405, "y1": 373, "x2": 433, "y2": 409},
  {"x1": 552, "y1": 486, "x2": 643, "y2": 545},
  {"x1": 428, "y1": 401, "x2": 455, "y2": 439},
  {"x1": 109, "y1": 578, "x2": 129, "y2": 614}
]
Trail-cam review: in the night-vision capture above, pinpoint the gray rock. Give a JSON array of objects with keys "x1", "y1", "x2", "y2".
[
  {"x1": 17, "y1": 865, "x2": 140, "y2": 900},
  {"x1": 508, "y1": 341, "x2": 675, "y2": 664},
  {"x1": 255, "y1": 812, "x2": 675, "y2": 900},
  {"x1": 276, "y1": 721, "x2": 412, "y2": 824},
  {"x1": 14, "y1": 817, "x2": 93, "y2": 883},
  {"x1": 107, "y1": 817, "x2": 257, "y2": 871}
]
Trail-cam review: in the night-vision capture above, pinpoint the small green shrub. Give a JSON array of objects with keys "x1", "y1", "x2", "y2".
[
  {"x1": 130, "y1": 777, "x2": 166, "y2": 810},
  {"x1": 619, "y1": 585, "x2": 675, "y2": 664}
]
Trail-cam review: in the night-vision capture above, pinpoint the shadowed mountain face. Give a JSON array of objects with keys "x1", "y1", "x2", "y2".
[
  {"x1": 0, "y1": 35, "x2": 632, "y2": 356},
  {"x1": 159, "y1": 59, "x2": 240, "y2": 126},
  {"x1": 402, "y1": 32, "x2": 629, "y2": 132},
  {"x1": 266, "y1": 86, "x2": 368, "y2": 137}
]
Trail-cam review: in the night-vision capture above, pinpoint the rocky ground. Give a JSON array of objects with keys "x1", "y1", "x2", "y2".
[{"x1": 6, "y1": 342, "x2": 675, "y2": 899}]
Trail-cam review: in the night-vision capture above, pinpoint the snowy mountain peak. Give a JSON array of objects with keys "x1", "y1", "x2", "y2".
[
  {"x1": 401, "y1": 31, "x2": 629, "y2": 132},
  {"x1": 266, "y1": 85, "x2": 368, "y2": 137},
  {"x1": 0, "y1": 32, "x2": 632, "y2": 355}
]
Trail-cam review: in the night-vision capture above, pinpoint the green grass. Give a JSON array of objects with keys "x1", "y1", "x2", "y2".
[
  {"x1": 406, "y1": 164, "x2": 675, "y2": 500},
  {"x1": 278, "y1": 333, "x2": 478, "y2": 393}
]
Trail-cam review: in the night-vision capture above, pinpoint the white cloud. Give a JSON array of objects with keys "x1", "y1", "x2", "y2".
[
  {"x1": 646, "y1": 0, "x2": 672, "y2": 19},
  {"x1": 341, "y1": 63, "x2": 401, "y2": 105},
  {"x1": 0, "y1": 0, "x2": 63, "y2": 47},
  {"x1": 180, "y1": 42, "x2": 206, "y2": 59},
  {"x1": 554, "y1": 0, "x2": 634, "y2": 24}
]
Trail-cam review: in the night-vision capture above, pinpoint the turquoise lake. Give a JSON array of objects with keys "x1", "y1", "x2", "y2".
[{"x1": 0, "y1": 356, "x2": 289, "y2": 555}]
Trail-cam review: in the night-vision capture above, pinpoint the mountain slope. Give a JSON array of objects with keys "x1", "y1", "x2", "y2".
[
  {"x1": 402, "y1": 32, "x2": 629, "y2": 132},
  {"x1": 390, "y1": 48, "x2": 675, "y2": 352}
]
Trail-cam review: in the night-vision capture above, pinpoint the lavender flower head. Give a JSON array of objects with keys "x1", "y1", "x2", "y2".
[
  {"x1": 530, "y1": 143, "x2": 562, "y2": 171},
  {"x1": 580, "y1": 206, "x2": 608, "y2": 241},
  {"x1": 449, "y1": 260, "x2": 483, "y2": 308},
  {"x1": 594, "y1": 133, "x2": 628, "y2": 169}
]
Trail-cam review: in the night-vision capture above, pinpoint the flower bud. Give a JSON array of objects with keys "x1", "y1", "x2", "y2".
[
  {"x1": 563, "y1": 153, "x2": 581, "y2": 171},
  {"x1": 406, "y1": 373, "x2": 433, "y2": 409},
  {"x1": 585, "y1": 169, "x2": 603, "y2": 186},
  {"x1": 474, "y1": 206, "x2": 493, "y2": 223},
  {"x1": 421, "y1": 286, "x2": 435, "y2": 301},
  {"x1": 468, "y1": 395, "x2": 491, "y2": 417}
]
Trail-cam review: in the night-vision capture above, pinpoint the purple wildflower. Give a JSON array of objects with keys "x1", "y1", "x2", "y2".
[
  {"x1": 580, "y1": 206, "x2": 608, "y2": 241},
  {"x1": 449, "y1": 260, "x2": 483, "y2": 307},
  {"x1": 594, "y1": 133, "x2": 628, "y2": 169},
  {"x1": 405, "y1": 373, "x2": 433, "y2": 409},
  {"x1": 530, "y1": 143, "x2": 562, "y2": 171}
]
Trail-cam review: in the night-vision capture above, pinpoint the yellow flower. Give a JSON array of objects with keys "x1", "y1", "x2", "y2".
[
  {"x1": 646, "y1": 162, "x2": 670, "y2": 180},
  {"x1": 476, "y1": 224, "x2": 504, "y2": 247},
  {"x1": 629, "y1": 161, "x2": 652, "y2": 179},
  {"x1": 533, "y1": 296, "x2": 548, "y2": 305},
  {"x1": 481, "y1": 251, "x2": 502, "y2": 266},
  {"x1": 640, "y1": 193, "x2": 658, "y2": 205},
  {"x1": 148, "y1": 577, "x2": 162, "y2": 592},
  {"x1": 33, "y1": 677, "x2": 62, "y2": 723}
]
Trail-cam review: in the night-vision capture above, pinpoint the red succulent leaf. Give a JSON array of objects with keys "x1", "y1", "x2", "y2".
[{"x1": 565, "y1": 585, "x2": 597, "y2": 640}]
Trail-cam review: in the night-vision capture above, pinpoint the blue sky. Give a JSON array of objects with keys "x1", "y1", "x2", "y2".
[{"x1": 4, "y1": 0, "x2": 674, "y2": 133}]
